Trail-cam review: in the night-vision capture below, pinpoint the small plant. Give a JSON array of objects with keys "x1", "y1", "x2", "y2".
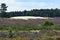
[
  {"x1": 43, "y1": 20, "x2": 54, "y2": 26},
  {"x1": 8, "y1": 27, "x2": 14, "y2": 38}
]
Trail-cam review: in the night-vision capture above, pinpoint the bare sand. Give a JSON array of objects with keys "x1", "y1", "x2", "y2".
[{"x1": 10, "y1": 16, "x2": 53, "y2": 20}]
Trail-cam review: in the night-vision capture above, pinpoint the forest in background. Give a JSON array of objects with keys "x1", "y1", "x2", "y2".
[
  {"x1": 0, "y1": 3, "x2": 60, "y2": 18},
  {"x1": 0, "y1": 8, "x2": 60, "y2": 18}
]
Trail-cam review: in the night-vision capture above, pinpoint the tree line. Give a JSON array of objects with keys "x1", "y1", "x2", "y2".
[
  {"x1": 3, "y1": 8, "x2": 60, "y2": 17},
  {"x1": 0, "y1": 3, "x2": 60, "y2": 18}
]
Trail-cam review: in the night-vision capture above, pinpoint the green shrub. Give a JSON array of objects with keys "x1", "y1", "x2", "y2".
[
  {"x1": 8, "y1": 27, "x2": 14, "y2": 38},
  {"x1": 43, "y1": 20, "x2": 54, "y2": 26}
]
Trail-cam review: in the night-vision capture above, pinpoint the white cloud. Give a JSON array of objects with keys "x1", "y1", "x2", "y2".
[{"x1": 0, "y1": 0, "x2": 59, "y2": 12}]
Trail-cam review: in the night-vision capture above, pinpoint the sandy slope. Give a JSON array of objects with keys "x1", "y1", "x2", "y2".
[{"x1": 10, "y1": 16, "x2": 52, "y2": 20}]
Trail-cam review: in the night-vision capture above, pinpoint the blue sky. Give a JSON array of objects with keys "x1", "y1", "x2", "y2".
[
  {"x1": 17, "y1": 0, "x2": 57, "y2": 2},
  {"x1": 0, "y1": 0, "x2": 60, "y2": 12}
]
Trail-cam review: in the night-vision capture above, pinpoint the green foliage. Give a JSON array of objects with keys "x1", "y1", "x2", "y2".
[
  {"x1": 0, "y1": 3, "x2": 10, "y2": 18},
  {"x1": 3, "y1": 8, "x2": 60, "y2": 17},
  {"x1": 8, "y1": 27, "x2": 14, "y2": 38},
  {"x1": 0, "y1": 22, "x2": 60, "y2": 30},
  {"x1": 0, "y1": 8, "x2": 60, "y2": 17},
  {"x1": 43, "y1": 20, "x2": 54, "y2": 26},
  {"x1": 1, "y1": 3, "x2": 7, "y2": 12}
]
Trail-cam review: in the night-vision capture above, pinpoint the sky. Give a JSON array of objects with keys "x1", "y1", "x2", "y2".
[{"x1": 0, "y1": 0, "x2": 60, "y2": 12}]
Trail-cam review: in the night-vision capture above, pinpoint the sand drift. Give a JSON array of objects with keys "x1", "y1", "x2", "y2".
[{"x1": 10, "y1": 16, "x2": 53, "y2": 20}]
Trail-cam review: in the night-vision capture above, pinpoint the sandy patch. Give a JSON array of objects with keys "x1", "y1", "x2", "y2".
[{"x1": 10, "y1": 16, "x2": 53, "y2": 20}]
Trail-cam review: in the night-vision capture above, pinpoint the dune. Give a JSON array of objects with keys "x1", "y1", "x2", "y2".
[{"x1": 10, "y1": 16, "x2": 53, "y2": 20}]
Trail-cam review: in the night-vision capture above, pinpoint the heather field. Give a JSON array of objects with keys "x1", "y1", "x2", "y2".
[
  {"x1": 0, "y1": 0, "x2": 60, "y2": 39},
  {"x1": 0, "y1": 17, "x2": 60, "y2": 30},
  {"x1": 0, "y1": 17, "x2": 60, "y2": 40}
]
